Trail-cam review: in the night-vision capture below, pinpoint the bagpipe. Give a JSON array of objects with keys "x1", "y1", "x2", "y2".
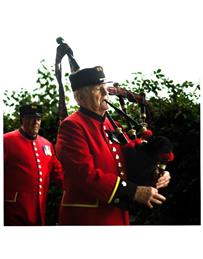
[
  {"x1": 105, "y1": 86, "x2": 174, "y2": 186},
  {"x1": 55, "y1": 37, "x2": 174, "y2": 188}
]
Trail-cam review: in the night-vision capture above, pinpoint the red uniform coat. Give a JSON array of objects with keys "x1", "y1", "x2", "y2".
[
  {"x1": 4, "y1": 129, "x2": 64, "y2": 226},
  {"x1": 56, "y1": 108, "x2": 134, "y2": 225}
]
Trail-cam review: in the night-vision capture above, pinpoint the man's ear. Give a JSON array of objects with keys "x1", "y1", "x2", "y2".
[{"x1": 78, "y1": 92, "x2": 87, "y2": 103}]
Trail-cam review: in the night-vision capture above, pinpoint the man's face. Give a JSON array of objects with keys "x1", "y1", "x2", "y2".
[
  {"x1": 84, "y1": 84, "x2": 109, "y2": 116},
  {"x1": 21, "y1": 116, "x2": 42, "y2": 137}
]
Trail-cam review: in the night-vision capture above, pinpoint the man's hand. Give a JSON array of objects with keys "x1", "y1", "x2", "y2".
[
  {"x1": 134, "y1": 186, "x2": 166, "y2": 208},
  {"x1": 156, "y1": 171, "x2": 171, "y2": 189}
]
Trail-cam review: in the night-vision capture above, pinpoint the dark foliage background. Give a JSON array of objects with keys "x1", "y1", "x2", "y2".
[{"x1": 3, "y1": 61, "x2": 200, "y2": 225}]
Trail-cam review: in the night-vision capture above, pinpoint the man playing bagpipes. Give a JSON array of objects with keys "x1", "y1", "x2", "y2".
[{"x1": 55, "y1": 64, "x2": 172, "y2": 225}]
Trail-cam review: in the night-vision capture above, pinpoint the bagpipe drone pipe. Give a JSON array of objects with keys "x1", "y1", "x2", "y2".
[
  {"x1": 54, "y1": 37, "x2": 174, "y2": 188},
  {"x1": 55, "y1": 37, "x2": 80, "y2": 122}
]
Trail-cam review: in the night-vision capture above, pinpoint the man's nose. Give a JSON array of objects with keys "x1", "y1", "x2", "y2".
[
  {"x1": 101, "y1": 85, "x2": 108, "y2": 95},
  {"x1": 33, "y1": 118, "x2": 41, "y2": 123}
]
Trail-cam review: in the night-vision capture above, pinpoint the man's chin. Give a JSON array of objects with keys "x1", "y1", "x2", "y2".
[
  {"x1": 32, "y1": 130, "x2": 39, "y2": 137},
  {"x1": 101, "y1": 107, "x2": 109, "y2": 114}
]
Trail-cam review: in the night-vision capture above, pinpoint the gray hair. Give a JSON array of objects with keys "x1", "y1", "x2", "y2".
[{"x1": 73, "y1": 86, "x2": 91, "y2": 105}]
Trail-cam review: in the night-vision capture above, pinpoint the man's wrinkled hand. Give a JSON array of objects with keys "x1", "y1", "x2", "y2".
[
  {"x1": 134, "y1": 186, "x2": 166, "y2": 208},
  {"x1": 156, "y1": 171, "x2": 171, "y2": 189}
]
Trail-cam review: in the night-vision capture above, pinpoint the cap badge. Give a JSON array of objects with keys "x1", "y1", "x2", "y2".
[{"x1": 96, "y1": 66, "x2": 103, "y2": 71}]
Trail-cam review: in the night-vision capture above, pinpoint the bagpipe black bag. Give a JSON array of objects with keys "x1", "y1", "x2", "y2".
[{"x1": 124, "y1": 136, "x2": 173, "y2": 186}]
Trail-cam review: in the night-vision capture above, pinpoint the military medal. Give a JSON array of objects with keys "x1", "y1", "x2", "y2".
[{"x1": 43, "y1": 145, "x2": 52, "y2": 156}]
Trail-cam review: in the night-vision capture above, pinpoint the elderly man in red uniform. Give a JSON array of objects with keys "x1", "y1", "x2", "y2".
[
  {"x1": 4, "y1": 104, "x2": 64, "y2": 226},
  {"x1": 56, "y1": 66, "x2": 171, "y2": 225}
]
